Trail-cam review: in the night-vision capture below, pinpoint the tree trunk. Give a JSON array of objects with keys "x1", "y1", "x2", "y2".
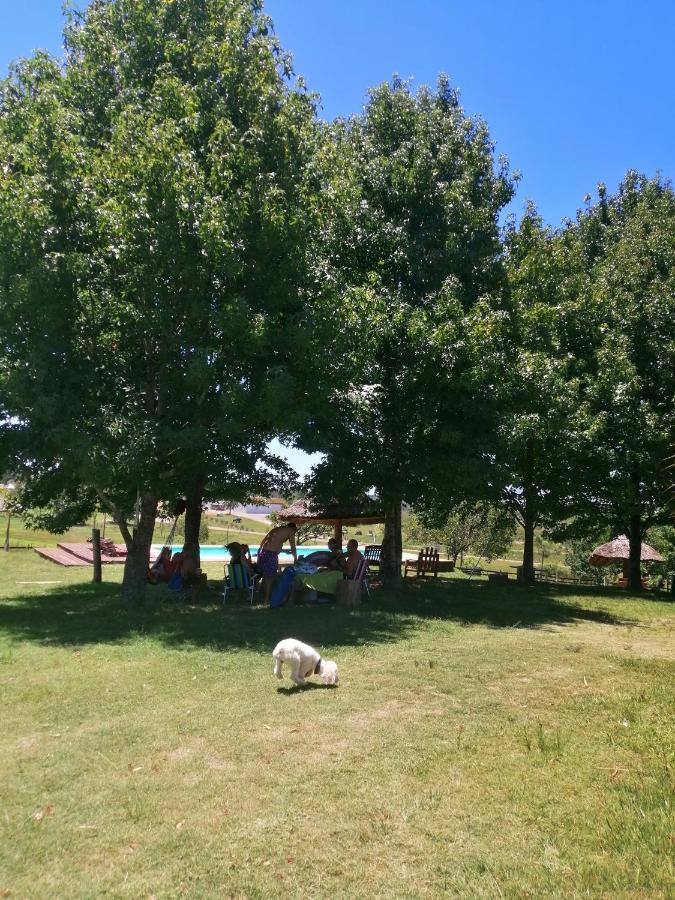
[
  {"x1": 3, "y1": 511, "x2": 10, "y2": 552},
  {"x1": 519, "y1": 442, "x2": 537, "y2": 584},
  {"x1": 184, "y1": 481, "x2": 205, "y2": 567},
  {"x1": 92, "y1": 528, "x2": 102, "y2": 584},
  {"x1": 120, "y1": 492, "x2": 158, "y2": 606},
  {"x1": 380, "y1": 500, "x2": 402, "y2": 585},
  {"x1": 521, "y1": 501, "x2": 536, "y2": 584},
  {"x1": 627, "y1": 515, "x2": 643, "y2": 591}
]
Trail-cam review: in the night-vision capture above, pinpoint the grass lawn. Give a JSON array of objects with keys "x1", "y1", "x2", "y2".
[
  {"x1": 1, "y1": 552, "x2": 673, "y2": 898},
  {"x1": 0, "y1": 513, "x2": 272, "y2": 550},
  {"x1": 205, "y1": 513, "x2": 271, "y2": 539}
]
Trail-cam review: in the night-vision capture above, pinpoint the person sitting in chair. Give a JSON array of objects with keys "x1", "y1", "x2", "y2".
[
  {"x1": 325, "y1": 538, "x2": 347, "y2": 572},
  {"x1": 344, "y1": 539, "x2": 364, "y2": 579},
  {"x1": 148, "y1": 546, "x2": 173, "y2": 584},
  {"x1": 240, "y1": 543, "x2": 255, "y2": 577},
  {"x1": 226, "y1": 541, "x2": 254, "y2": 603}
]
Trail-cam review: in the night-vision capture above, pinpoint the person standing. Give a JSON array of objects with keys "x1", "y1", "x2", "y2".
[{"x1": 257, "y1": 523, "x2": 298, "y2": 606}]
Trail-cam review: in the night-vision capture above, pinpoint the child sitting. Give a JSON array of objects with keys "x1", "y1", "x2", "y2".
[{"x1": 225, "y1": 542, "x2": 254, "y2": 603}]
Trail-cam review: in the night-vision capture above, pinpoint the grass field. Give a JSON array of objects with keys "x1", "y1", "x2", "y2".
[
  {"x1": 1, "y1": 552, "x2": 673, "y2": 898},
  {"x1": 0, "y1": 513, "x2": 273, "y2": 550},
  {"x1": 0, "y1": 512, "x2": 568, "y2": 578}
]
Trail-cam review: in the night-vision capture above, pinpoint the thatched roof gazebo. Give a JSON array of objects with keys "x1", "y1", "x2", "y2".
[
  {"x1": 278, "y1": 499, "x2": 385, "y2": 549},
  {"x1": 589, "y1": 536, "x2": 664, "y2": 583}
]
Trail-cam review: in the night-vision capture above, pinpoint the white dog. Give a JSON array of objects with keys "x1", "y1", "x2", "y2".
[{"x1": 272, "y1": 638, "x2": 339, "y2": 687}]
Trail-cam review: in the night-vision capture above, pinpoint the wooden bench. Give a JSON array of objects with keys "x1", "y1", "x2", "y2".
[{"x1": 404, "y1": 547, "x2": 440, "y2": 578}]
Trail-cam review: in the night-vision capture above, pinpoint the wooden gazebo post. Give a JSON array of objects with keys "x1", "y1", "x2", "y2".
[{"x1": 334, "y1": 519, "x2": 343, "y2": 551}]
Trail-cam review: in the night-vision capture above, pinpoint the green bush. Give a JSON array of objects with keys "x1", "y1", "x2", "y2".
[{"x1": 564, "y1": 536, "x2": 615, "y2": 585}]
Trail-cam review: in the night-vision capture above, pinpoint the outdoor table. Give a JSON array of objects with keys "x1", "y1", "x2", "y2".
[{"x1": 294, "y1": 569, "x2": 343, "y2": 595}]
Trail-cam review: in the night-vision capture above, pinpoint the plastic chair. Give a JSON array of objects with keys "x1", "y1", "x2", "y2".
[
  {"x1": 223, "y1": 562, "x2": 258, "y2": 606},
  {"x1": 352, "y1": 555, "x2": 371, "y2": 599}
]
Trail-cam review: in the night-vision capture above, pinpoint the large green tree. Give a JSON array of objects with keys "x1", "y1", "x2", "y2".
[
  {"x1": 406, "y1": 502, "x2": 514, "y2": 567},
  {"x1": 0, "y1": 0, "x2": 318, "y2": 603},
  {"x1": 496, "y1": 206, "x2": 587, "y2": 581},
  {"x1": 565, "y1": 174, "x2": 675, "y2": 589},
  {"x1": 301, "y1": 77, "x2": 515, "y2": 582}
]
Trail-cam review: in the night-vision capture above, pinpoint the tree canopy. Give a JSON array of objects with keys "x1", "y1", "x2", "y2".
[
  {"x1": 0, "y1": 5, "x2": 672, "y2": 599},
  {"x1": 301, "y1": 76, "x2": 515, "y2": 581},
  {"x1": 561, "y1": 174, "x2": 675, "y2": 588},
  {"x1": 0, "y1": 0, "x2": 320, "y2": 602}
]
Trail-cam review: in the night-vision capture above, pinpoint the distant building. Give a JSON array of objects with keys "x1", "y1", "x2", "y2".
[
  {"x1": 207, "y1": 497, "x2": 285, "y2": 516},
  {"x1": 244, "y1": 496, "x2": 285, "y2": 515}
]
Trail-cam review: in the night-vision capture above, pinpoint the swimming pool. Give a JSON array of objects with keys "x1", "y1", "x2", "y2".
[{"x1": 150, "y1": 544, "x2": 331, "y2": 562}]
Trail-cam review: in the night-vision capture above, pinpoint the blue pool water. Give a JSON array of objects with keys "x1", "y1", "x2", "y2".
[{"x1": 151, "y1": 544, "x2": 331, "y2": 562}]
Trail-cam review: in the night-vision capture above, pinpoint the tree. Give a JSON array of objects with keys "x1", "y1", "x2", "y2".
[
  {"x1": 0, "y1": 0, "x2": 318, "y2": 603},
  {"x1": 563, "y1": 534, "x2": 612, "y2": 586},
  {"x1": 496, "y1": 206, "x2": 586, "y2": 582},
  {"x1": 649, "y1": 525, "x2": 675, "y2": 594},
  {"x1": 0, "y1": 485, "x2": 21, "y2": 552},
  {"x1": 302, "y1": 76, "x2": 515, "y2": 583},
  {"x1": 406, "y1": 502, "x2": 514, "y2": 566},
  {"x1": 565, "y1": 174, "x2": 675, "y2": 589}
]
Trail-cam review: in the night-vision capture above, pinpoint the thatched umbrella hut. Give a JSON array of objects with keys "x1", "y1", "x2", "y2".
[
  {"x1": 589, "y1": 536, "x2": 664, "y2": 585},
  {"x1": 278, "y1": 499, "x2": 385, "y2": 550}
]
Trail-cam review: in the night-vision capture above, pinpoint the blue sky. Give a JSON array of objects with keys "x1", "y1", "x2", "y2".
[{"x1": 3, "y1": 0, "x2": 673, "y2": 475}]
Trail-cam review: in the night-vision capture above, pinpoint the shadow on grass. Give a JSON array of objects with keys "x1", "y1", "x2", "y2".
[
  {"x1": 276, "y1": 682, "x2": 338, "y2": 695},
  {"x1": 0, "y1": 574, "x2": 637, "y2": 653}
]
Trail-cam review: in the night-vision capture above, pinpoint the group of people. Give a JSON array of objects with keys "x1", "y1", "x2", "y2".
[
  {"x1": 255, "y1": 523, "x2": 364, "y2": 606},
  {"x1": 148, "y1": 541, "x2": 203, "y2": 603},
  {"x1": 148, "y1": 521, "x2": 364, "y2": 607}
]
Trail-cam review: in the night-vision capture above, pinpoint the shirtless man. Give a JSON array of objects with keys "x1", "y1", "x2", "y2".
[
  {"x1": 344, "y1": 539, "x2": 364, "y2": 578},
  {"x1": 257, "y1": 523, "x2": 298, "y2": 606}
]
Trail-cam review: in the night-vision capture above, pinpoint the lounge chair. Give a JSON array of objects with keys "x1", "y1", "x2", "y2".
[
  {"x1": 363, "y1": 545, "x2": 382, "y2": 569},
  {"x1": 355, "y1": 555, "x2": 371, "y2": 599},
  {"x1": 223, "y1": 562, "x2": 258, "y2": 606}
]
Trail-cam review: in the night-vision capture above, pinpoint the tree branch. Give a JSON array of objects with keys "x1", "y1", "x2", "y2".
[{"x1": 96, "y1": 490, "x2": 133, "y2": 546}]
